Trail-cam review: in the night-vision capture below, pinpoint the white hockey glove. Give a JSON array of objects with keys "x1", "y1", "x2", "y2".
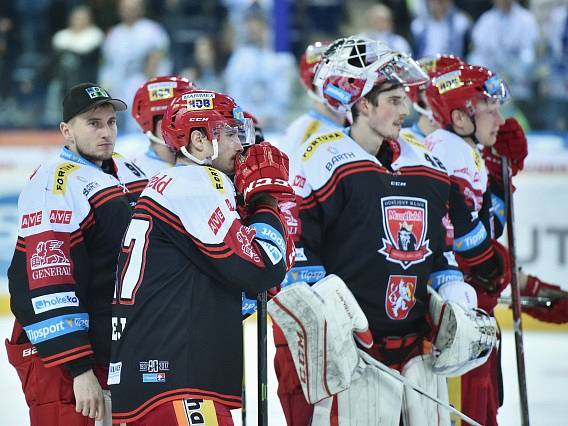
[
  {"x1": 437, "y1": 281, "x2": 478, "y2": 309},
  {"x1": 428, "y1": 287, "x2": 497, "y2": 377},
  {"x1": 267, "y1": 275, "x2": 372, "y2": 404}
]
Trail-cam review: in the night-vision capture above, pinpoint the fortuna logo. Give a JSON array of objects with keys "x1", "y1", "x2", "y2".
[
  {"x1": 385, "y1": 275, "x2": 417, "y2": 320},
  {"x1": 378, "y1": 196, "x2": 432, "y2": 269}
]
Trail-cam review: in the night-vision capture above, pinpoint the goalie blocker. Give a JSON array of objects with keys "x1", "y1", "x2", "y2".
[{"x1": 268, "y1": 275, "x2": 497, "y2": 425}]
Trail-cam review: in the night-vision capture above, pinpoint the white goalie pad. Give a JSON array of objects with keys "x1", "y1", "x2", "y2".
[
  {"x1": 311, "y1": 350, "x2": 404, "y2": 426},
  {"x1": 401, "y1": 354, "x2": 450, "y2": 426},
  {"x1": 267, "y1": 275, "x2": 371, "y2": 403},
  {"x1": 428, "y1": 287, "x2": 497, "y2": 376}
]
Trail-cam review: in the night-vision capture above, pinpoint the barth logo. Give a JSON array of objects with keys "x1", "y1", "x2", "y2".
[
  {"x1": 21, "y1": 211, "x2": 43, "y2": 229},
  {"x1": 385, "y1": 275, "x2": 417, "y2": 320},
  {"x1": 83, "y1": 181, "x2": 99, "y2": 197},
  {"x1": 302, "y1": 132, "x2": 343, "y2": 161},
  {"x1": 53, "y1": 163, "x2": 80, "y2": 194},
  {"x1": 378, "y1": 197, "x2": 432, "y2": 269},
  {"x1": 49, "y1": 210, "x2": 72, "y2": 224},
  {"x1": 325, "y1": 151, "x2": 356, "y2": 171}
]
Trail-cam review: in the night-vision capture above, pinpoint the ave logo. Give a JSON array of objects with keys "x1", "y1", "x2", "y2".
[
  {"x1": 22, "y1": 211, "x2": 43, "y2": 229},
  {"x1": 378, "y1": 196, "x2": 432, "y2": 269},
  {"x1": 49, "y1": 210, "x2": 72, "y2": 224}
]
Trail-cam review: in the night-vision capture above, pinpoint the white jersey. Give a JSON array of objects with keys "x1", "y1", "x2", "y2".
[
  {"x1": 131, "y1": 146, "x2": 171, "y2": 178},
  {"x1": 400, "y1": 123, "x2": 427, "y2": 145},
  {"x1": 278, "y1": 109, "x2": 344, "y2": 158},
  {"x1": 425, "y1": 129, "x2": 488, "y2": 213}
]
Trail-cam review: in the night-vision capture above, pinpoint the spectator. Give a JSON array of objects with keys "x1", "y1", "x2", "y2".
[
  {"x1": 183, "y1": 35, "x2": 225, "y2": 93},
  {"x1": 359, "y1": 4, "x2": 412, "y2": 55},
  {"x1": 99, "y1": 0, "x2": 172, "y2": 134},
  {"x1": 468, "y1": 0, "x2": 539, "y2": 124},
  {"x1": 0, "y1": 2, "x2": 15, "y2": 104},
  {"x1": 224, "y1": 11, "x2": 294, "y2": 132},
  {"x1": 411, "y1": 0, "x2": 471, "y2": 59},
  {"x1": 44, "y1": 6, "x2": 105, "y2": 125},
  {"x1": 539, "y1": 4, "x2": 568, "y2": 131}
]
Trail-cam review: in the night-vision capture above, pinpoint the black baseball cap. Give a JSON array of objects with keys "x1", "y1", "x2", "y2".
[{"x1": 62, "y1": 82, "x2": 127, "y2": 122}]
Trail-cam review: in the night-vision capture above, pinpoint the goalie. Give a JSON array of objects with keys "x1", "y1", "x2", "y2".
[{"x1": 270, "y1": 36, "x2": 497, "y2": 426}]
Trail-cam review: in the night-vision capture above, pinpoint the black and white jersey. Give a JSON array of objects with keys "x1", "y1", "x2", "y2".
[
  {"x1": 287, "y1": 130, "x2": 462, "y2": 339},
  {"x1": 110, "y1": 164, "x2": 289, "y2": 423},
  {"x1": 426, "y1": 129, "x2": 503, "y2": 279},
  {"x1": 8, "y1": 147, "x2": 147, "y2": 370}
]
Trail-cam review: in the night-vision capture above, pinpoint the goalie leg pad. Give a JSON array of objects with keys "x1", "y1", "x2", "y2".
[
  {"x1": 311, "y1": 351, "x2": 404, "y2": 426},
  {"x1": 428, "y1": 287, "x2": 498, "y2": 376},
  {"x1": 268, "y1": 282, "x2": 359, "y2": 403},
  {"x1": 401, "y1": 354, "x2": 450, "y2": 426}
]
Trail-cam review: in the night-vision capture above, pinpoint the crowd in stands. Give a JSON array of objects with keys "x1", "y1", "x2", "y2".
[{"x1": 0, "y1": 0, "x2": 566, "y2": 132}]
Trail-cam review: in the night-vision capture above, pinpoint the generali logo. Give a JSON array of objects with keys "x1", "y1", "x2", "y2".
[{"x1": 26, "y1": 231, "x2": 75, "y2": 289}]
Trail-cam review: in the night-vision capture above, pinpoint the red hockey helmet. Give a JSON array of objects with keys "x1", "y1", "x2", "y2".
[
  {"x1": 426, "y1": 64, "x2": 511, "y2": 128},
  {"x1": 299, "y1": 41, "x2": 329, "y2": 93},
  {"x1": 406, "y1": 54, "x2": 464, "y2": 104},
  {"x1": 161, "y1": 90, "x2": 255, "y2": 163},
  {"x1": 313, "y1": 36, "x2": 428, "y2": 114},
  {"x1": 131, "y1": 76, "x2": 196, "y2": 134}
]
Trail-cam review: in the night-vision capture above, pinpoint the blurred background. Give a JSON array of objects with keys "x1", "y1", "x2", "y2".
[{"x1": 0, "y1": 0, "x2": 567, "y2": 424}]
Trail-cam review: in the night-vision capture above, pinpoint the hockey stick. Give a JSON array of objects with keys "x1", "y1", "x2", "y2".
[
  {"x1": 358, "y1": 351, "x2": 482, "y2": 426},
  {"x1": 257, "y1": 292, "x2": 268, "y2": 425},
  {"x1": 502, "y1": 156, "x2": 530, "y2": 426},
  {"x1": 499, "y1": 296, "x2": 554, "y2": 308}
]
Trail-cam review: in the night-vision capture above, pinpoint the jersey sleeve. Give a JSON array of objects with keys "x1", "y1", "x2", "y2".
[
  {"x1": 448, "y1": 177, "x2": 501, "y2": 280},
  {"x1": 428, "y1": 220, "x2": 464, "y2": 291},
  {"x1": 169, "y1": 170, "x2": 289, "y2": 294},
  {"x1": 8, "y1": 167, "x2": 95, "y2": 369}
]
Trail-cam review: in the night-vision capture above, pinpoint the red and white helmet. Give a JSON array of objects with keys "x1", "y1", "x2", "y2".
[
  {"x1": 406, "y1": 54, "x2": 464, "y2": 104},
  {"x1": 313, "y1": 36, "x2": 428, "y2": 114},
  {"x1": 132, "y1": 76, "x2": 196, "y2": 144},
  {"x1": 161, "y1": 90, "x2": 255, "y2": 165},
  {"x1": 299, "y1": 41, "x2": 329, "y2": 94},
  {"x1": 425, "y1": 64, "x2": 511, "y2": 128}
]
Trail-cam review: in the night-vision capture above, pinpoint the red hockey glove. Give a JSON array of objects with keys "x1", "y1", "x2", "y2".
[
  {"x1": 483, "y1": 118, "x2": 528, "y2": 182},
  {"x1": 522, "y1": 275, "x2": 568, "y2": 324},
  {"x1": 234, "y1": 142, "x2": 294, "y2": 206},
  {"x1": 461, "y1": 240, "x2": 511, "y2": 312}
]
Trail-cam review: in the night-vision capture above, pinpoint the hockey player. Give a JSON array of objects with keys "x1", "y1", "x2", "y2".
[
  {"x1": 277, "y1": 41, "x2": 346, "y2": 158},
  {"x1": 130, "y1": 75, "x2": 196, "y2": 176},
  {"x1": 424, "y1": 64, "x2": 515, "y2": 426},
  {"x1": 109, "y1": 89, "x2": 295, "y2": 424},
  {"x1": 401, "y1": 54, "x2": 464, "y2": 144},
  {"x1": 272, "y1": 37, "x2": 493, "y2": 425},
  {"x1": 5, "y1": 82, "x2": 148, "y2": 425}
]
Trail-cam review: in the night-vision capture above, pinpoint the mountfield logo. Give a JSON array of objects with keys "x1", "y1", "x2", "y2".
[
  {"x1": 32, "y1": 291, "x2": 79, "y2": 314},
  {"x1": 24, "y1": 313, "x2": 89, "y2": 344}
]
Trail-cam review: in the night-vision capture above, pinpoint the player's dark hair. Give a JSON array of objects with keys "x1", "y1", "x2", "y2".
[{"x1": 351, "y1": 82, "x2": 403, "y2": 122}]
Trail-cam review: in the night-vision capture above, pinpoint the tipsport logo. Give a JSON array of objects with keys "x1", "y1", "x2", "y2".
[{"x1": 24, "y1": 313, "x2": 89, "y2": 344}]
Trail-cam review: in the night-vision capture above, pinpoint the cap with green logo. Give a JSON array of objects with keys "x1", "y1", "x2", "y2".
[{"x1": 62, "y1": 82, "x2": 127, "y2": 122}]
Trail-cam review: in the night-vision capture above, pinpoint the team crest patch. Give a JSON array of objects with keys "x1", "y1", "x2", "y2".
[
  {"x1": 385, "y1": 275, "x2": 417, "y2": 320},
  {"x1": 378, "y1": 196, "x2": 432, "y2": 269}
]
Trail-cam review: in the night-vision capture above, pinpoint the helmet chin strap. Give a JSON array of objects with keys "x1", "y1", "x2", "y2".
[
  {"x1": 180, "y1": 138, "x2": 219, "y2": 165},
  {"x1": 451, "y1": 113, "x2": 481, "y2": 146},
  {"x1": 412, "y1": 102, "x2": 434, "y2": 121},
  {"x1": 145, "y1": 131, "x2": 167, "y2": 146}
]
